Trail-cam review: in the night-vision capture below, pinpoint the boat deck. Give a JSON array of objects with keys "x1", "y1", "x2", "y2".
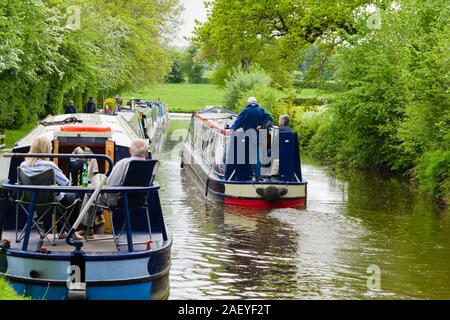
[
  {"x1": 2, "y1": 230, "x2": 166, "y2": 254},
  {"x1": 196, "y1": 107, "x2": 237, "y2": 131}
]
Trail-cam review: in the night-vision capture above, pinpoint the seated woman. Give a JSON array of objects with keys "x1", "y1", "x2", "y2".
[{"x1": 20, "y1": 136, "x2": 80, "y2": 238}]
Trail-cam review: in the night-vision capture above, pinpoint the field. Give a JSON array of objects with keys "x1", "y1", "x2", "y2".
[
  {"x1": 122, "y1": 83, "x2": 224, "y2": 113},
  {"x1": 122, "y1": 83, "x2": 333, "y2": 113}
]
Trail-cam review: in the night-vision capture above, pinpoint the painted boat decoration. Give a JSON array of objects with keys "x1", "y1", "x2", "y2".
[
  {"x1": 0, "y1": 113, "x2": 172, "y2": 300},
  {"x1": 181, "y1": 107, "x2": 308, "y2": 209}
]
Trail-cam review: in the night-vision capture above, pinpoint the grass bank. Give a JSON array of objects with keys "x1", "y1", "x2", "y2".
[
  {"x1": 122, "y1": 83, "x2": 224, "y2": 113},
  {"x1": 122, "y1": 83, "x2": 334, "y2": 113},
  {"x1": 0, "y1": 278, "x2": 28, "y2": 300},
  {"x1": 4, "y1": 122, "x2": 37, "y2": 149}
]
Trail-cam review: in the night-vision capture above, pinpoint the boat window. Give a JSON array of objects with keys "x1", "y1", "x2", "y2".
[
  {"x1": 130, "y1": 113, "x2": 145, "y2": 138},
  {"x1": 188, "y1": 118, "x2": 195, "y2": 147},
  {"x1": 214, "y1": 135, "x2": 226, "y2": 176}
]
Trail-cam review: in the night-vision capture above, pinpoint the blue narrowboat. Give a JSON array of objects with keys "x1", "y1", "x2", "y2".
[
  {"x1": 181, "y1": 107, "x2": 308, "y2": 209},
  {"x1": 0, "y1": 113, "x2": 172, "y2": 300}
]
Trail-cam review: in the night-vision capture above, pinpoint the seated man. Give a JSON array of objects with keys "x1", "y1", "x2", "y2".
[
  {"x1": 77, "y1": 139, "x2": 149, "y2": 238},
  {"x1": 279, "y1": 114, "x2": 293, "y2": 133}
]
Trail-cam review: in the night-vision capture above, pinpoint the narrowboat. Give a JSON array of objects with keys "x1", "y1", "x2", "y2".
[
  {"x1": 114, "y1": 99, "x2": 169, "y2": 149},
  {"x1": 0, "y1": 113, "x2": 172, "y2": 300},
  {"x1": 181, "y1": 107, "x2": 308, "y2": 209}
]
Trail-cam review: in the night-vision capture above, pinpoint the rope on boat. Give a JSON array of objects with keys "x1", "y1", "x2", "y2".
[
  {"x1": 39, "y1": 117, "x2": 83, "y2": 127},
  {"x1": 67, "y1": 175, "x2": 108, "y2": 244}
]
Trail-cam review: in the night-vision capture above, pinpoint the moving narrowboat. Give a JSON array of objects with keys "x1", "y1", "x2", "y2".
[
  {"x1": 181, "y1": 107, "x2": 308, "y2": 209},
  {"x1": 0, "y1": 113, "x2": 172, "y2": 300}
]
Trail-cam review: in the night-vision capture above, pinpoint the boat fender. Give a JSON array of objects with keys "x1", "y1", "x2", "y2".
[
  {"x1": 146, "y1": 240, "x2": 153, "y2": 251},
  {"x1": 256, "y1": 186, "x2": 289, "y2": 203},
  {"x1": 0, "y1": 239, "x2": 10, "y2": 273}
]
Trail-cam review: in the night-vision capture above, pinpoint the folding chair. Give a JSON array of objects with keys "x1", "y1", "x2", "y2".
[
  {"x1": 105, "y1": 160, "x2": 158, "y2": 250},
  {"x1": 15, "y1": 168, "x2": 81, "y2": 248}
]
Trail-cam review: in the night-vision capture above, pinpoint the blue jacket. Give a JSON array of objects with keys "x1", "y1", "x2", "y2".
[
  {"x1": 65, "y1": 105, "x2": 77, "y2": 114},
  {"x1": 279, "y1": 125, "x2": 293, "y2": 133},
  {"x1": 231, "y1": 104, "x2": 273, "y2": 131}
]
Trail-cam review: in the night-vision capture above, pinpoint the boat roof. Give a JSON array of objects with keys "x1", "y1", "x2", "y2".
[
  {"x1": 15, "y1": 113, "x2": 140, "y2": 149},
  {"x1": 195, "y1": 106, "x2": 237, "y2": 132}
]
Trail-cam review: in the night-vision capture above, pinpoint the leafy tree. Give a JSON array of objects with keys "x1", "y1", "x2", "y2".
[
  {"x1": 304, "y1": 0, "x2": 449, "y2": 201},
  {"x1": 167, "y1": 60, "x2": 185, "y2": 83},
  {"x1": 182, "y1": 46, "x2": 206, "y2": 83},
  {"x1": 194, "y1": 0, "x2": 369, "y2": 85},
  {"x1": 223, "y1": 66, "x2": 273, "y2": 111},
  {"x1": 0, "y1": 0, "x2": 182, "y2": 128}
]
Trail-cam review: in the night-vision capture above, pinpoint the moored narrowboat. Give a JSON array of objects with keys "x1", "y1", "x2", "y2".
[
  {"x1": 116, "y1": 99, "x2": 169, "y2": 148},
  {"x1": 0, "y1": 113, "x2": 172, "y2": 300},
  {"x1": 181, "y1": 107, "x2": 307, "y2": 209}
]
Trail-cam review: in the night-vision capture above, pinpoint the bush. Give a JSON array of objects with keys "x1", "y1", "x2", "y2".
[
  {"x1": 295, "y1": 110, "x2": 325, "y2": 148},
  {"x1": 416, "y1": 150, "x2": 450, "y2": 202},
  {"x1": 237, "y1": 86, "x2": 283, "y2": 114},
  {"x1": 223, "y1": 66, "x2": 272, "y2": 111},
  {"x1": 293, "y1": 80, "x2": 341, "y2": 92}
]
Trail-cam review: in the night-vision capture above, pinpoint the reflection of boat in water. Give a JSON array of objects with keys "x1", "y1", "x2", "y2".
[
  {"x1": 181, "y1": 107, "x2": 308, "y2": 209},
  {"x1": 0, "y1": 113, "x2": 172, "y2": 300}
]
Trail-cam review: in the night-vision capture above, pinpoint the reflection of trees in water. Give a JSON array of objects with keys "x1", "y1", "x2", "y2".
[
  {"x1": 338, "y1": 172, "x2": 450, "y2": 299},
  {"x1": 180, "y1": 172, "x2": 300, "y2": 298}
]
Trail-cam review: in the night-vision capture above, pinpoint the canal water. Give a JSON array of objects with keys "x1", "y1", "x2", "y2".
[{"x1": 158, "y1": 117, "x2": 450, "y2": 300}]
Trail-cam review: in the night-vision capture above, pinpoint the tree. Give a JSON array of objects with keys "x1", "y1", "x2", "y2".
[
  {"x1": 305, "y1": 0, "x2": 449, "y2": 201},
  {"x1": 0, "y1": 0, "x2": 182, "y2": 129},
  {"x1": 182, "y1": 46, "x2": 206, "y2": 83},
  {"x1": 194, "y1": 0, "x2": 369, "y2": 85}
]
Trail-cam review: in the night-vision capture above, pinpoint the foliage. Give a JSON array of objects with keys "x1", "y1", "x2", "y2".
[
  {"x1": 416, "y1": 150, "x2": 450, "y2": 201},
  {"x1": 0, "y1": 0, "x2": 181, "y2": 129},
  {"x1": 182, "y1": 46, "x2": 206, "y2": 83},
  {"x1": 0, "y1": 278, "x2": 29, "y2": 300},
  {"x1": 303, "y1": 0, "x2": 449, "y2": 201},
  {"x1": 167, "y1": 50, "x2": 185, "y2": 83},
  {"x1": 194, "y1": 0, "x2": 369, "y2": 85},
  {"x1": 238, "y1": 86, "x2": 284, "y2": 114},
  {"x1": 223, "y1": 66, "x2": 273, "y2": 111}
]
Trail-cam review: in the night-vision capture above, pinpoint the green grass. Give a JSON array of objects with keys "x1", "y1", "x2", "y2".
[
  {"x1": 4, "y1": 122, "x2": 37, "y2": 149},
  {"x1": 123, "y1": 83, "x2": 336, "y2": 113},
  {"x1": 122, "y1": 83, "x2": 224, "y2": 113},
  {"x1": 0, "y1": 278, "x2": 28, "y2": 300}
]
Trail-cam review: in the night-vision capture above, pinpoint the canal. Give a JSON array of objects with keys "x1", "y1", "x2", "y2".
[{"x1": 157, "y1": 116, "x2": 450, "y2": 300}]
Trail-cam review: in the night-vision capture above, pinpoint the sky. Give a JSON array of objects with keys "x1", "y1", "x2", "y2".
[{"x1": 173, "y1": 0, "x2": 208, "y2": 47}]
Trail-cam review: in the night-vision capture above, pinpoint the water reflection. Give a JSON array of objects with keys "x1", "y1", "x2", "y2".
[{"x1": 157, "y1": 119, "x2": 449, "y2": 300}]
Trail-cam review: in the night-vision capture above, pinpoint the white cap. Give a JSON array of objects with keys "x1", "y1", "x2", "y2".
[{"x1": 247, "y1": 97, "x2": 257, "y2": 105}]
